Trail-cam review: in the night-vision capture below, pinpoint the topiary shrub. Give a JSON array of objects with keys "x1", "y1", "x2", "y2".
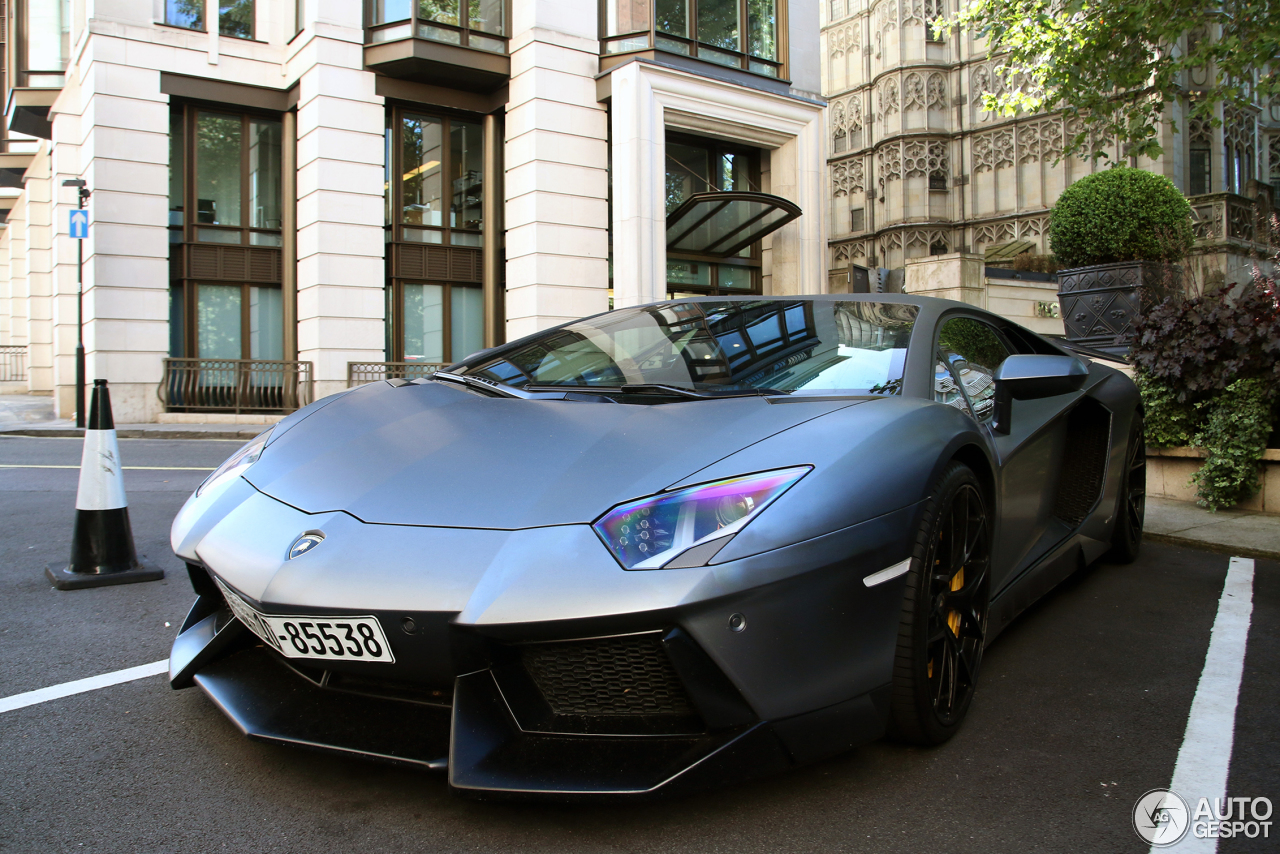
[{"x1": 1049, "y1": 167, "x2": 1194, "y2": 269}]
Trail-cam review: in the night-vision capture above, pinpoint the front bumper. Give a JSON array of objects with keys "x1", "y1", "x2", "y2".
[{"x1": 169, "y1": 483, "x2": 915, "y2": 797}]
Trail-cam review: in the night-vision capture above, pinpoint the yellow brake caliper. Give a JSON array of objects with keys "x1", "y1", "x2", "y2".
[{"x1": 947, "y1": 566, "x2": 964, "y2": 636}]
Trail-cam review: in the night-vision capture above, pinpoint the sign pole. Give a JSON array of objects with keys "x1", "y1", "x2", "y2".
[{"x1": 64, "y1": 180, "x2": 90, "y2": 429}]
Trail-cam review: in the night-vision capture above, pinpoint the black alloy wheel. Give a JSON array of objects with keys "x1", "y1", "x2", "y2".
[
  {"x1": 888, "y1": 462, "x2": 992, "y2": 746},
  {"x1": 1105, "y1": 415, "x2": 1146, "y2": 564}
]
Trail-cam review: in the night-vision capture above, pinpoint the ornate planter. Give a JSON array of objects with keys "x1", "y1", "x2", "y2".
[{"x1": 1056, "y1": 261, "x2": 1181, "y2": 355}]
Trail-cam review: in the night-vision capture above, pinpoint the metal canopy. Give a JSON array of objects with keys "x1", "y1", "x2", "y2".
[{"x1": 665, "y1": 191, "x2": 802, "y2": 258}]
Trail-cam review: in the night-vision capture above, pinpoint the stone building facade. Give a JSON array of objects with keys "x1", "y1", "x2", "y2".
[{"x1": 821, "y1": 0, "x2": 1279, "y2": 322}]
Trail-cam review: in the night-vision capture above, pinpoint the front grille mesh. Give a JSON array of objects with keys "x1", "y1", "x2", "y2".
[{"x1": 519, "y1": 634, "x2": 694, "y2": 717}]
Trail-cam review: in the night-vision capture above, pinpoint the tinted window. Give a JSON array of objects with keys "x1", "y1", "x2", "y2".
[
  {"x1": 935, "y1": 317, "x2": 1011, "y2": 421},
  {"x1": 463, "y1": 300, "x2": 918, "y2": 396}
]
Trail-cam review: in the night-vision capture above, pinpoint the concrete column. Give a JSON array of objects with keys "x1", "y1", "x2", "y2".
[
  {"x1": 609, "y1": 63, "x2": 666, "y2": 308},
  {"x1": 293, "y1": 13, "x2": 386, "y2": 399},
  {"x1": 51, "y1": 95, "x2": 85, "y2": 419},
  {"x1": 24, "y1": 145, "x2": 54, "y2": 393},
  {"x1": 8, "y1": 191, "x2": 30, "y2": 355},
  {"x1": 73, "y1": 50, "x2": 172, "y2": 424},
  {"x1": 769, "y1": 117, "x2": 828, "y2": 296},
  {"x1": 505, "y1": 0, "x2": 610, "y2": 339}
]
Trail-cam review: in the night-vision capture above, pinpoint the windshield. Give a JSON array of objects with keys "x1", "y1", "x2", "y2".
[{"x1": 459, "y1": 300, "x2": 917, "y2": 396}]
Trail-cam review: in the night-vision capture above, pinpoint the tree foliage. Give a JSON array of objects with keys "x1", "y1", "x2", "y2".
[{"x1": 944, "y1": 0, "x2": 1280, "y2": 160}]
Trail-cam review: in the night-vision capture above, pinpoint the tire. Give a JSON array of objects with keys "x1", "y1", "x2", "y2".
[
  {"x1": 887, "y1": 462, "x2": 992, "y2": 746},
  {"x1": 1104, "y1": 415, "x2": 1146, "y2": 564}
]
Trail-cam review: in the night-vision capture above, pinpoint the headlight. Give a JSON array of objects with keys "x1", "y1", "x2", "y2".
[
  {"x1": 593, "y1": 466, "x2": 811, "y2": 570},
  {"x1": 196, "y1": 427, "x2": 274, "y2": 496}
]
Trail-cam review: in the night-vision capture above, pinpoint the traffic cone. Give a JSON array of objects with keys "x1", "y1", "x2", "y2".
[{"x1": 45, "y1": 379, "x2": 164, "y2": 590}]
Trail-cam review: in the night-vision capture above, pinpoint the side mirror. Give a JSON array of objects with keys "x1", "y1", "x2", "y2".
[{"x1": 991, "y1": 354, "x2": 1088, "y2": 434}]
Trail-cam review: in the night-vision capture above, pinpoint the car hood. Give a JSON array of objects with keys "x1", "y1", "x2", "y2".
[{"x1": 245, "y1": 380, "x2": 864, "y2": 529}]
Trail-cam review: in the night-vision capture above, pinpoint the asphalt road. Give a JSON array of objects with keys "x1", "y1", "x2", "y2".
[{"x1": 0, "y1": 435, "x2": 1276, "y2": 853}]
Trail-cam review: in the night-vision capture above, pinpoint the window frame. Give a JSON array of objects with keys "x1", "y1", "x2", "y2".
[
  {"x1": 384, "y1": 105, "x2": 485, "y2": 248},
  {"x1": 162, "y1": 0, "x2": 207, "y2": 33},
  {"x1": 170, "y1": 280, "x2": 286, "y2": 360},
  {"x1": 171, "y1": 105, "x2": 285, "y2": 248},
  {"x1": 365, "y1": 0, "x2": 511, "y2": 55},
  {"x1": 599, "y1": 0, "x2": 787, "y2": 81},
  {"x1": 664, "y1": 131, "x2": 765, "y2": 298},
  {"x1": 218, "y1": 0, "x2": 256, "y2": 41},
  {"x1": 383, "y1": 104, "x2": 488, "y2": 364}
]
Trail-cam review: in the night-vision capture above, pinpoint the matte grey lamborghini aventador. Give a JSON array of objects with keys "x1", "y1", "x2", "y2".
[{"x1": 168, "y1": 294, "x2": 1145, "y2": 798}]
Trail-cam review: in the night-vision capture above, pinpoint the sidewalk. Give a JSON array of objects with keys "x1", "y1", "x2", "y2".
[
  {"x1": 0, "y1": 394, "x2": 272, "y2": 440},
  {"x1": 1145, "y1": 497, "x2": 1280, "y2": 561}
]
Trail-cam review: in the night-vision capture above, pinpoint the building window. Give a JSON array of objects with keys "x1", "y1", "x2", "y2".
[
  {"x1": 219, "y1": 0, "x2": 254, "y2": 39},
  {"x1": 368, "y1": 0, "x2": 508, "y2": 53},
  {"x1": 1189, "y1": 147, "x2": 1210, "y2": 195},
  {"x1": 383, "y1": 107, "x2": 486, "y2": 364},
  {"x1": 603, "y1": 0, "x2": 783, "y2": 79},
  {"x1": 665, "y1": 133, "x2": 763, "y2": 297},
  {"x1": 165, "y1": 0, "x2": 205, "y2": 32},
  {"x1": 179, "y1": 110, "x2": 283, "y2": 246},
  {"x1": 295, "y1": 0, "x2": 305, "y2": 35},
  {"x1": 17, "y1": 0, "x2": 71, "y2": 87},
  {"x1": 168, "y1": 105, "x2": 285, "y2": 361}
]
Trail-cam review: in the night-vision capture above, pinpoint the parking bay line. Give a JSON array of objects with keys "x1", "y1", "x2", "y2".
[
  {"x1": 0, "y1": 464, "x2": 214, "y2": 470},
  {"x1": 1157, "y1": 556, "x2": 1255, "y2": 853},
  {"x1": 0, "y1": 660, "x2": 170, "y2": 714}
]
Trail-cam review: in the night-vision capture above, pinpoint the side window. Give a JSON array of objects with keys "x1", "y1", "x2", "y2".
[{"x1": 935, "y1": 317, "x2": 1011, "y2": 422}]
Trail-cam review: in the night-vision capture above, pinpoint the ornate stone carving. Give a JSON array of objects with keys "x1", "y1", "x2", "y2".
[
  {"x1": 928, "y1": 140, "x2": 948, "y2": 187},
  {"x1": 1271, "y1": 94, "x2": 1280, "y2": 124},
  {"x1": 1040, "y1": 118, "x2": 1063, "y2": 160},
  {"x1": 904, "y1": 140, "x2": 928, "y2": 177},
  {"x1": 878, "y1": 141, "x2": 903, "y2": 185},
  {"x1": 1270, "y1": 134, "x2": 1280, "y2": 181},
  {"x1": 832, "y1": 158, "x2": 866, "y2": 197},
  {"x1": 1188, "y1": 114, "x2": 1212, "y2": 147},
  {"x1": 927, "y1": 73, "x2": 948, "y2": 111},
  {"x1": 902, "y1": 0, "x2": 925, "y2": 27},
  {"x1": 831, "y1": 101, "x2": 847, "y2": 152},
  {"x1": 834, "y1": 241, "x2": 867, "y2": 263},
  {"x1": 904, "y1": 73, "x2": 926, "y2": 111},
  {"x1": 1017, "y1": 123, "x2": 1040, "y2": 163},
  {"x1": 993, "y1": 130, "x2": 1015, "y2": 169},
  {"x1": 974, "y1": 220, "x2": 1017, "y2": 248},
  {"x1": 1018, "y1": 216, "x2": 1048, "y2": 239},
  {"x1": 1223, "y1": 105, "x2": 1257, "y2": 189},
  {"x1": 878, "y1": 78, "x2": 900, "y2": 118},
  {"x1": 972, "y1": 132, "x2": 994, "y2": 173},
  {"x1": 905, "y1": 228, "x2": 950, "y2": 256}
]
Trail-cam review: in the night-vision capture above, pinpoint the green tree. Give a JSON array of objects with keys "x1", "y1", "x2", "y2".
[{"x1": 944, "y1": 0, "x2": 1280, "y2": 161}]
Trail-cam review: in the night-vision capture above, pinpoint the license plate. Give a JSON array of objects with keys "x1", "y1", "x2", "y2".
[{"x1": 215, "y1": 578, "x2": 395, "y2": 663}]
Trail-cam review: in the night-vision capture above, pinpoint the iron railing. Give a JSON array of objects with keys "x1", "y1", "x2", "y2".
[
  {"x1": 159, "y1": 359, "x2": 313, "y2": 414},
  {"x1": 347, "y1": 361, "x2": 445, "y2": 387},
  {"x1": 0, "y1": 345, "x2": 27, "y2": 382}
]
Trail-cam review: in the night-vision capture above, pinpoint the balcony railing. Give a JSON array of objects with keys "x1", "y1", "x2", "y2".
[
  {"x1": 159, "y1": 359, "x2": 313, "y2": 414},
  {"x1": 1187, "y1": 192, "x2": 1271, "y2": 247},
  {"x1": 348, "y1": 361, "x2": 445, "y2": 387},
  {"x1": 0, "y1": 346, "x2": 27, "y2": 382}
]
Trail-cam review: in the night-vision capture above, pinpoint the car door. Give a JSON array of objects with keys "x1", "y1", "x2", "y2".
[{"x1": 932, "y1": 314, "x2": 1071, "y2": 594}]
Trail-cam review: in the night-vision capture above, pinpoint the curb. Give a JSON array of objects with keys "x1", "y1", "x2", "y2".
[
  {"x1": 0, "y1": 426, "x2": 268, "y2": 440},
  {"x1": 1144, "y1": 531, "x2": 1280, "y2": 563}
]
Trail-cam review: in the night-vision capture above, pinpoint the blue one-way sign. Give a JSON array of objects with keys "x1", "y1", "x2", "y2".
[{"x1": 69, "y1": 209, "x2": 89, "y2": 239}]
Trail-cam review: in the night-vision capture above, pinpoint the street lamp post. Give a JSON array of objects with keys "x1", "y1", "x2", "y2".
[{"x1": 62, "y1": 179, "x2": 90, "y2": 429}]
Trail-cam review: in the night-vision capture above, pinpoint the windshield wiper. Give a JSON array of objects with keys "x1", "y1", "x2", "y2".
[
  {"x1": 433, "y1": 371, "x2": 537, "y2": 399},
  {"x1": 525, "y1": 383, "x2": 790, "y2": 399}
]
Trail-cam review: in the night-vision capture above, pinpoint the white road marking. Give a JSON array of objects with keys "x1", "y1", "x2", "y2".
[
  {"x1": 0, "y1": 660, "x2": 169, "y2": 714},
  {"x1": 1157, "y1": 556, "x2": 1255, "y2": 853},
  {"x1": 0, "y1": 464, "x2": 213, "y2": 470}
]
